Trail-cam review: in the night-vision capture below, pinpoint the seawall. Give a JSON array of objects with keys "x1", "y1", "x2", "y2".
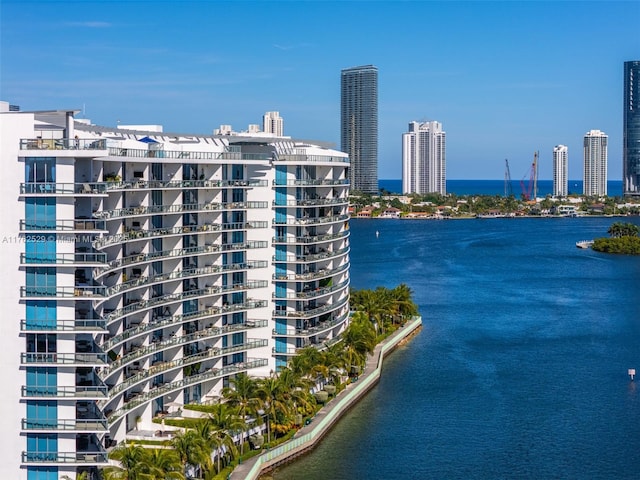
[{"x1": 233, "y1": 316, "x2": 423, "y2": 479}]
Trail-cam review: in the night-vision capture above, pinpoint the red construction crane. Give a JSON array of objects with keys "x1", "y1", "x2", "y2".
[{"x1": 520, "y1": 152, "x2": 538, "y2": 201}]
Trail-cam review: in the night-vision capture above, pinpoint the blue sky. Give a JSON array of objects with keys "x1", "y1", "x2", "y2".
[{"x1": 2, "y1": 1, "x2": 639, "y2": 180}]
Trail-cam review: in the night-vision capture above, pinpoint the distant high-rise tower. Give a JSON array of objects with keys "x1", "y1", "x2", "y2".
[
  {"x1": 553, "y1": 145, "x2": 568, "y2": 197},
  {"x1": 341, "y1": 65, "x2": 378, "y2": 194},
  {"x1": 623, "y1": 60, "x2": 640, "y2": 196},
  {"x1": 402, "y1": 121, "x2": 446, "y2": 195},
  {"x1": 583, "y1": 130, "x2": 608, "y2": 196},
  {"x1": 263, "y1": 111, "x2": 284, "y2": 136}
]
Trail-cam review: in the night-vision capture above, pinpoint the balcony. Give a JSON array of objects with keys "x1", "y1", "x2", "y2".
[
  {"x1": 106, "y1": 146, "x2": 272, "y2": 161},
  {"x1": 272, "y1": 262, "x2": 349, "y2": 282},
  {"x1": 272, "y1": 178, "x2": 350, "y2": 187},
  {"x1": 275, "y1": 153, "x2": 349, "y2": 163},
  {"x1": 20, "y1": 252, "x2": 107, "y2": 266},
  {"x1": 22, "y1": 418, "x2": 108, "y2": 432},
  {"x1": 20, "y1": 137, "x2": 107, "y2": 151},
  {"x1": 94, "y1": 223, "x2": 222, "y2": 249},
  {"x1": 19, "y1": 219, "x2": 107, "y2": 232},
  {"x1": 105, "y1": 358, "x2": 268, "y2": 422},
  {"x1": 273, "y1": 198, "x2": 349, "y2": 207},
  {"x1": 272, "y1": 311, "x2": 349, "y2": 337},
  {"x1": 273, "y1": 296, "x2": 349, "y2": 320},
  {"x1": 21, "y1": 451, "x2": 108, "y2": 465},
  {"x1": 20, "y1": 285, "x2": 106, "y2": 299},
  {"x1": 21, "y1": 352, "x2": 107, "y2": 366},
  {"x1": 273, "y1": 279, "x2": 349, "y2": 300},
  {"x1": 20, "y1": 318, "x2": 106, "y2": 333},
  {"x1": 19, "y1": 182, "x2": 110, "y2": 196},
  {"x1": 272, "y1": 214, "x2": 349, "y2": 226},
  {"x1": 272, "y1": 231, "x2": 349, "y2": 245},
  {"x1": 272, "y1": 246, "x2": 350, "y2": 264},
  {"x1": 21, "y1": 385, "x2": 108, "y2": 399}
]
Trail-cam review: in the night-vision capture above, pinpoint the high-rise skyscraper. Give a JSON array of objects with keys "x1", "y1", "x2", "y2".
[
  {"x1": 402, "y1": 121, "x2": 446, "y2": 195},
  {"x1": 263, "y1": 111, "x2": 284, "y2": 136},
  {"x1": 0, "y1": 102, "x2": 351, "y2": 479},
  {"x1": 552, "y1": 145, "x2": 568, "y2": 197},
  {"x1": 340, "y1": 65, "x2": 378, "y2": 194},
  {"x1": 583, "y1": 130, "x2": 608, "y2": 196},
  {"x1": 623, "y1": 60, "x2": 640, "y2": 196}
]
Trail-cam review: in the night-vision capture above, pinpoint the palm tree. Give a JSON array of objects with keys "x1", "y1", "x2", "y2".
[
  {"x1": 256, "y1": 374, "x2": 290, "y2": 444},
  {"x1": 171, "y1": 429, "x2": 209, "y2": 478},
  {"x1": 103, "y1": 443, "x2": 152, "y2": 480},
  {"x1": 204, "y1": 402, "x2": 242, "y2": 473},
  {"x1": 390, "y1": 283, "x2": 419, "y2": 324},
  {"x1": 222, "y1": 373, "x2": 261, "y2": 455},
  {"x1": 144, "y1": 449, "x2": 184, "y2": 480}
]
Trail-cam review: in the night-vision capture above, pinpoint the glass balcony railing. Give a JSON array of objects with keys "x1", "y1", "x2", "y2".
[
  {"x1": 103, "y1": 339, "x2": 268, "y2": 397},
  {"x1": 20, "y1": 319, "x2": 106, "y2": 332},
  {"x1": 19, "y1": 219, "x2": 106, "y2": 232},
  {"x1": 275, "y1": 153, "x2": 349, "y2": 163},
  {"x1": 107, "y1": 146, "x2": 272, "y2": 161},
  {"x1": 272, "y1": 231, "x2": 349, "y2": 245},
  {"x1": 19, "y1": 182, "x2": 109, "y2": 195},
  {"x1": 20, "y1": 138, "x2": 107, "y2": 151},
  {"x1": 20, "y1": 285, "x2": 106, "y2": 298},
  {"x1": 273, "y1": 198, "x2": 349, "y2": 207},
  {"x1": 20, "y1": 352, "x2": 107, "y2": 365},
  {"x1": 272, "y1": 214, "x2": 349, "y2": 226},
  {"x1": 272, "y1": 262, "x2": 349, "y2": 281},
  {"x1": 21, "y1": 451, "x2": 108, "y2": 464},
  {"x1": 21, "y1": 418, "x2": 108, "y2": 431},
  {"x1": 96, "y1": 244, "x2": 220, "y2": 274},
  {"x1": 272, "y1": 246, "x2": 350, "y2": 264},
  {"x1": 273, "y1": 279, "x2": 349, "y2": 300},
  {"x1": 272, "y1": 296, "x2": 349, "y2": 319},
  {"x1": 272, "y1": 178, "x2": 349, "y2": 187},
  {"x1": 273, "y1": 311, "x2": 349, "y2": 337},
  {"x1": 101, "y1": 178, "x2": 268, "y2": 191},
  {"x1": 21, "y1": 385, "x2": 108, "y2": 399},
  {"x1": 20, "y1": 252, "x2": 107, "y2": 265},
  {"x1": 105, "y1": 358, "x2": 269, "y2": 422},
  {"x1": 94, "y1": 224, "x2": 221, "y2": 249}
]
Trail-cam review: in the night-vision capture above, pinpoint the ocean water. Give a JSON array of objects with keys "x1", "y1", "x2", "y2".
[
  {"x1": 379, "y1": 179, "x2": 624, "y2": 197},
  {"x1": 273, "y1": 216, "x2": 640, "y2": 480}
]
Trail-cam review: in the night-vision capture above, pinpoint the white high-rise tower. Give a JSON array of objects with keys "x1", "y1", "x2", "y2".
[
  {"x1": 583, "y1": 130, "x2": 608, "y2": 196},
  {"x1": 553, "y1": 145, "x2": 568, "y2": 197},
  {"x1": 262, "y1": 111, "x2": 284, "y2": 136},
  {"x1": 402, "y1": 121, "x2": 446, "y2": 195}
]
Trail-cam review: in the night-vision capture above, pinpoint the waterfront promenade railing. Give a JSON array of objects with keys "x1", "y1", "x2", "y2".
[{"x1": 239, "y1": 316, "x2": 422, "y2": 480}]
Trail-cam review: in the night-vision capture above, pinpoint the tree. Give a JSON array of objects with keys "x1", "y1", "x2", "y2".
[
  {"x1": 103, "y1": 444, "x2": 152, "y2": 480},
  {"x1": 222, "y1": 373, "x2": 261, "y2": 455},
  {"x1": 144, "y1": 449, "x2": 184, "y2": 480},
  {"x1": 171, "y1": 429, "x2": 209, "y2": 478},
  {"x1": 256, "y1": 374, "x2": 290, "y2": 444}
]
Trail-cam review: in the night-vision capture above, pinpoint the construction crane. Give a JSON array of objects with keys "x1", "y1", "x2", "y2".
[
  {"x1": 504, "y1": 159, "x2": 514, "y2": 197},
  {"x1": 520, "y1": 151, "x2": 538, "y2": 201}
]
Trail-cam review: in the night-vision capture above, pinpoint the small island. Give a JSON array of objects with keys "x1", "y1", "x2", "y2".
[{"x1": 592, "y1": 222, "x2": 640, "y2": 254}]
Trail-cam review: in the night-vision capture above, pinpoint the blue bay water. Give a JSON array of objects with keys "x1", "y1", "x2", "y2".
[
  {"x1": 273, "y1": 217, "x2": 640, "y2": 480},
  {"x1": 379, "y1": 179, "x2": 624, "y2": 197}
]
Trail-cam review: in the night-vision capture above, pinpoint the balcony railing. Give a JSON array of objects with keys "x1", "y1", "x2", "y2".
[
  {"x1": 19, "y1": 182, "x2": 109, "y2": 195},
  {"x1": 19, "y1": 219, "x2": 106, "y2": 232},
  {"x1": 107, "y1": 146, "x2": 272, "y2": 161},
  {"x1": 273, "y1": 198, "x2": 348, "y2": 207},
  {"x1": 20, "y1": 319, "x2": 106, "y2": 332},
  {"x1": 100, "y1": 178, "x2": 268, "y2": 191},
  {"x1": 96, "y1": 244, "x2": 220, "y2": 274},
  {"x1": 273, "y1": 296, "x2": 349, "y2": 320},
  {"x1": 272, "y1": 262, "x2": 349, "y2": 281},
  {"x1": 20, "y1": 252, "x2": 107, "y2": 265},
  {"x1": 21, "y1": 385, "x2": 108, "y2": 399},
  {"x1": 272, "y1": 214, "x2": 349, "y2": 226},
  {"x1": 273, "y1": 311, "x2": 349, "y2": 337},
  {"x1": 21, "y1": 352, "x2": 107, "y2": 365},
  {"x1": 20, "y1": 285, "x2": 106, "y2": 299},
  {"x1": 272, "y1": 246, "x2": 350, "y2": 264},
  {"x1": 275, "y1": 153, "x2": 349, "y2": 163},
  {"x1": 272, "y1": 231, "x2": 349, "y2": 245},
  {"x1": 20, "y1": 138, "x2": 107, "y2": 150},
  {"x1": 94, "y1": 224, "x2": 221, "y2": 249},
  {"x1": 22, "y1": 418, "x2": 108, "y2": 431},
  {"x1": 103, "y1": 339, "x2": 268, "y2": 397},
  {"x1": 272, "y1": 179, "x2": 349, "y2": 187},
  {"x1": 273, "y1": 279, "x2": 349, "y2": 300},
  {"x1": 21, "y1": 451, "x2": 108, "y2": 464},
  {"x1": 106, "y1": 358, "x2": 269, "y2": 422}
]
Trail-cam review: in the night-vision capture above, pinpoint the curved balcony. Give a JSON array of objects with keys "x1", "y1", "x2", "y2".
[
  {"x1": 20, "y1": 252, "x2": 107, "y2": 266},
  {"x1": 20, "y1": 319, "x2": 107, "y2": 333},
  {"x1": 101, "y1": 300, "x2": 267, "y2": 375},
  {"x1": 273, "y1": 197, "x2": 348, "y2": 208},
  {"x1": 275, "y1": 153, "x2": 349, "y2": 163},
  {"x1": 272, "y1": 295, "x2": 349, "y2": 320},
  {"x1": 93, "y1": 201, "x2": 268, "y2": 221},
  {"x1": 272, "y1": 178, "x2": 349, "y2": 187},
  {"x1": 19, "y1": 219, "x2": 107, "y2": 233},
  {"x1": 106, "y1": 146, "x2": 272, "y2": 162},
  {"x1": 105, "y1": 358, "x2": 269, "y2": 423},
  {"x1": 103, "y1": 179, "x2": 267, "y2": 191},
  {"x1": 95, "y1": 244, "x2": 220, "y2": 276},
  {"x1": 102, "y1": 339, "x2": 268, "y2": 399},
  {"x1": 21, "y1": 352, "x2": 107, "y2": 366},
  {"x1": 273, "y1": 279, "x2": 350, "y2": 300},
  {"x1": 21, "y1": 451, "x2": 108, "y2": 465},
  {"x1": 273, "y1": 262, "x2": 349, "y2": 282},
  {"x1": 21, "y1": 385, "x2": 108, "y2": 399},
  {"x1": 272, "y1": 214, "x2": 349, "y2": 226},
  {"x1": 94, "y1": 224, "x2": 221, "y2": 249},
  {"x1": 21, "y1": 418, "x2": 108, "y2": 433},
  {"x1": 273, "y1": 310, "x2": 349, "y2": 338},
  {"x1": 272, "y1": 231, "x2": 349, "y2": 245},
  {"x1": 272, "y1": 246, "x2": 350, "y2": 264}
]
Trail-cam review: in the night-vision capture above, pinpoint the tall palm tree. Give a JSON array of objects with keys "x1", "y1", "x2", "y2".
[
  {"x1": 256, "y1": 374, "x2": 290, "y2": 444},
  {"x1": 390, "y1": 283, "x2": 419, "y2": 324},
  {"x1": 171, "y1": 429, "x2": 209, "y2": 478},
  {"x1": 204, "y1": 402, "x2": 243, "y2": 473},
  {"x1": 222, "y1": 373, "x2": 261, "y2": 455},
  {"x1": 103, "y1": 444, "x2": 152, "y2": 480},
  {"x1": 144, "y1": 449, "x2": 184, "y2": 480}
]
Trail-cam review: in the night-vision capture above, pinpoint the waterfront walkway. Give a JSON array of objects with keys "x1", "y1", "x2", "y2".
[{"x1": 231, "y1": 317, "x2": 422, "y2": 479}]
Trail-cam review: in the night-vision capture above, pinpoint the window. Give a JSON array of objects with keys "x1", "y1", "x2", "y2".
[
  {"x1": 25, "y1": 157, "x2": 56, "y2": 183},
  {"x1": 25, "y1": 198, "x2": 56, "y2": 229},
  {"x1": 26, "y1": 267, "x2": 56, "y2": 296},
  {"x1": 26, "y1": 334, "x2": 57, "y2": 353}
]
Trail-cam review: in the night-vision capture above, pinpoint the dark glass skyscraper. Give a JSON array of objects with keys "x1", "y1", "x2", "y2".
[
  {"x1": 623, "y1": 60, "x2": 640, "y2": 196},
  {"x1": 341, "y1": 65, "x2": 378, "y2": 194}
]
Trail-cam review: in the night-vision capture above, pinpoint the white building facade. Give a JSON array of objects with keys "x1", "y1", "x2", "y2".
[
  {"x1": 402, "y1": 121, "x2": 446, "y2": 195},
  {"x1": 583, "y1": 130, "x2": 608, "y2": 196},
  {"x1": 552, "y1": 145, "x2": 568, "y2": 197},
  {"x1": 0, "y1": 103, "x2": 350, "y2": 480},
  {"x1": 263, "y1": 111, "x2": 284, "y2": 137}
]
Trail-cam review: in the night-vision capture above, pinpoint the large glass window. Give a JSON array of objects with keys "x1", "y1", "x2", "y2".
[
  {"x1": 25, "y1": 157, "x2": 56, "y2": 183},
  {"x1": 26, "y1": 434, "x2": 58, "y2": 462},
  {"x1": 26, "y1": 334, "x2": 57, "y2": 353},
  {"x1": 26, "y1": 267, "x2": 56, "y2": 296},
  {"x1": 25, "y1": 235, "x2": 56, "y2": 264},
  {"x1": 25, "y1": 198, "x2": 56, "y2": 229},
  {"x1": 26, "y1": 367, "x2": 57, "y2": 394},
  {"x1": 27, "y1": 466, "x2": 58, "y2": 480},
  {"x1": 25, "y1": 300, "x2": 56, "y2": 329}
]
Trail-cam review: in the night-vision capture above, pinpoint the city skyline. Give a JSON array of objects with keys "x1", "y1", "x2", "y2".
[{"x1": 1, "y1": 1, "x2": 638, "y2": 181}]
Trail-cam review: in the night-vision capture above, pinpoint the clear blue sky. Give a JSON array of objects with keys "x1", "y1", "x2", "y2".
[{"x1": 2, "y1": 1, "x2": 639, "y2": 180}]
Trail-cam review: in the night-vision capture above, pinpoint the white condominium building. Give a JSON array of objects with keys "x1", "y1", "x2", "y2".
[
  {"x1": 553, "y1": 145, "x2": 568, "y2": 197},
  {"x1": 263, "y1": 111, "x2": 284, "y2": 137},
  {"x1": 402, "y1": 121, "x2": 446, "y2": 195},
  {"x1": 0, "y1": 103, "x2": 350, "y2": 480},
  {"x1": 583, "y1": 130, "x2": 608, "y2": 196}
]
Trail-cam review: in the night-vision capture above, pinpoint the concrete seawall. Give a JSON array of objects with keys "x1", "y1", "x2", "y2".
[{"x1": 233, "y1": 316, "x2": 423, "y2": 479}]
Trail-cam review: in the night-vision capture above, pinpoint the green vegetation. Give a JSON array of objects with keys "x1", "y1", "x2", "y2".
[
  {"x1": 102, "y1": 285, "x2": 419, "y2": 480},
  {"x1": 592, "y1": 222, "x2": 640, "y2": 254}
]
